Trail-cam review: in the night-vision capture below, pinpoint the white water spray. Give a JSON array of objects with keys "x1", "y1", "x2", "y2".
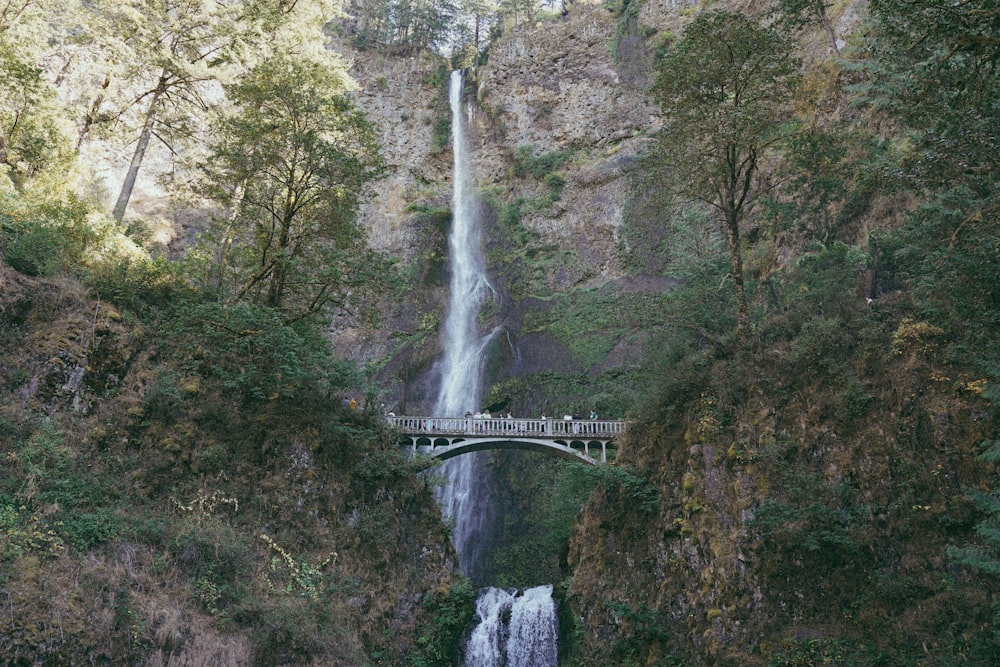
[
  {"x1": 465, "y1": 585, "x2": 558, "y2": 667},
  {"x1": 432, "y1": 70, "x2": 558, "y2": 667}
]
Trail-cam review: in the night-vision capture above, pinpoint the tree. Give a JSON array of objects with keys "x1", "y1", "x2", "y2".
[
  {"x1": 865, "y1": 0, "x2": 1000, "y2": 198},
  {"x1": 87, "y1": 0, "x2": 254, "y2": 222},
  {"x1": 0, "y1": 41, "x2": 68, "y2": 186},
  {"x1": 0, "y1": 1, "x2": 71, "y2": 188},
  {"x1": 949, "y1": 440, "x2": 1000, "y2": 652},
  {"x1": 770, "y1": 0, "x2": 840, "y2": 54},
  {"x1": 343, "y1": 0, "x2": 457, "y2": 51},
  {"x1": 651, "y1": 10, "x2": 800, "y2": 330},
  {"x1": 864, "y1": 0, "x2": 1000, "y2": 375},
  {"x1": 200, "y1": 55, "x2": 389, "y2": 320}
]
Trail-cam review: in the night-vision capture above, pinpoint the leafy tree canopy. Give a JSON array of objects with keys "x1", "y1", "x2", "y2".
[
  {"x1": 651, "y1": 9, "x2": 801, "y2": 328},
  {"x1": 198, "y1": 54, "x2": 392, "y2": 321}
]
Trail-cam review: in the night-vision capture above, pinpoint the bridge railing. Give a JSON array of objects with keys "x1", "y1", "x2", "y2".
[{"x1": 386, "y1": 415, "x2": 627, "y2": 438}]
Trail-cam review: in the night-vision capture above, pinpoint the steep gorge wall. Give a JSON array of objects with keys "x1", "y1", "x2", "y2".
[{"x1": 341, "y1": 1, "x2": 668, "y2": 414}]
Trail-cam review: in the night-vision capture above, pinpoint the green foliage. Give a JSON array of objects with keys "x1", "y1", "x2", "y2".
[
  {"x1": 768, "y1": 636, "x2": 875, "y2": 666},
  {"x1": 509, "y1": 145, "x2": 570, "y2": 201},
  {"x1": 0, "y1": 37, "x2": 70, "y2": 187},
  {"x1": 430, "y1": 116, "x2": 451, "y2": 154},
  {"x1": 590, "y1": 464, "x2": 659, "y2": 515},
  {"x1": 240, "y1": 594, "x2": 337, "y2": 666},
  {"x1": 949, "y1": 440, "x2": 1000, "y2": 649},
  {"x1": 787, "y1": 317, "x2": 854, "y2": 376},
  {"x1": 410, "y1": 578, "x2": 476, "y2": 667},
  {"x1": 785, "y1": 241, "x2": 868, "y2": 314},
  {"x1": 352, "y1": 444, "x2": 423, "y2": 487},
  {"x1": 602, "y1": 600, "x2": 687, "y2": 666},
  {"x1": 259, "y1": 533, "x2": 336, "y2": 600},
  {"x1": 763, "y1": 124, "x2": 886, "y2": 244},
  {"x1": 864, "y1": 0, "x2": 1000, "y2": 195},
  {"x1": 748, "y1": 465, "x2": 863, "y2": 567},
  {"x1": 406, "y1": 204, "x2": 451, "y2": 285},
  {"x1": 85, "y1": 254, "x2": 188, "y2": 313},
  {"x1": 524, "y1": 286, "x2": 672, "y2": 370},
  {"x1": 200, "y1": 54, "x2": 387, "y2": 316},
  {"x1": 0, "y1": 194, "x2": 102, "y2": 276},
  {"x1": 880, "y1": 194, "x2": 1000, "y2": 376},
  {"x1": 652, "y1": 10, "x2": 801, "y2": 326},
  {"x1": 611, "y1": 0, "x2": 641, "y2": 60},
  {"x1": 0, "y1": 419, "x2": 133, "y2": 556},
  {"x1": 0, "y1": 500, "x2": 66, "y2": 561},
  {"x1": 478, "y1": 457, "x2": 604, "y2": 586},
  {"x1": 500, "y1": 144, "x2": 575, "y2": 219},
  {"x1": 512, "y1": 144, "x2": 573, "y2": 180},
  {"x1": 343, "y1": 0, "x2": 457, "y2": 52},
  {"x1": 60, "y1": 509, "x2": 127, "y2": 552},
  {"x1": 156, "y1": 300, "x2": 358, "y2": 403},
  {"x1": 768, "y1": 0, "x2": 840, "y2": 53},
  {"x1": 542, "y1": 171, "x2": 565, "y2": 198}
]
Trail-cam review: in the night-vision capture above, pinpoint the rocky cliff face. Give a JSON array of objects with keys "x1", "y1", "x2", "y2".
[
  {"x1": 340, "y1": 1, "x2": 669, "y2": 413},
  {"x1": 475, "y1": 3, "x2": 654, "y2": 290}
]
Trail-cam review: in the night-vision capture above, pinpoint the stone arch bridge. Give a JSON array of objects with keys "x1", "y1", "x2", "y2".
[{"x1": 387, "y1": 415, "x2": 626, "y2": 464}]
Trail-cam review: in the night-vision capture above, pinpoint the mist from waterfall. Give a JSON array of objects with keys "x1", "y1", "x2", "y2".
[{"x1": 432, "y1": 70, "x2": 558, "y2": 667}]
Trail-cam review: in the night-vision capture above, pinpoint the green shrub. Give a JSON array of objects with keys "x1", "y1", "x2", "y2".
[
  {"x1": 3, "y1": 222, "x2": 65, "y2": 275},
  {"x1": 748, "y1": 467, "x2": 864, "y2": 569},
  {"x1": 60, "y1": 509, "x2": 126, "y2": 551},
  {"x1": 788, "y1": 316, "x2": 854, "y2": 375},
  {"x1": 0, "y1": 194, "x2": 104, "y2": 276},
  {"x1": 411, "y1": 577, "x2": 476, "y2": 667},
  {"x1": 156, "y1": 300, "x2": 358, "y2": 403},
  {"x1": 768, "y1": 636, "x2": 877, "y2": 666},
  {"x1": 85, "y1": 255, "x2": 186, "y2": 313},
  {"x1": 512, "y1": 145, "x2": 573, "y2": 180},
  {"x1": 543, "y1": 171, "x2": 565, "y2": 199}
]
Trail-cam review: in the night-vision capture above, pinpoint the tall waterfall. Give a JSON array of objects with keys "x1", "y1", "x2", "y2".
[
  {"x1": 431, "y1": 70, "x2": 495, "y2": 572},
  {"x1": 433, "y1": 70, "x2": 558, "y2": 667}
]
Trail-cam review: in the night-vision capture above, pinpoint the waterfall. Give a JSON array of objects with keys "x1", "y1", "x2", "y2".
[
  {"x1": 433, "y1": 69, "x2": 558, "y2": 667},
  {"x1": 431, "y1": 70, "x2": 495, "y2": 573},
  {"x1": 465, "y1": 585, "x2": 558, "y2": 667}
]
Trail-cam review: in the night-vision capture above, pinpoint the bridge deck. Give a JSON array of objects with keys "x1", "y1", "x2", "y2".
[
  {"x1": 387, "y1": 416, "x2": 626, "y2": 463},
  {"x1": 386, "y1": 415, "x2": 626, "y2": 439}
]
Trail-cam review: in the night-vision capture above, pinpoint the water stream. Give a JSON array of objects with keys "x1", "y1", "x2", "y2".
[{"x1": 432, "y1": 70, "x2": 559, "y2": 667}]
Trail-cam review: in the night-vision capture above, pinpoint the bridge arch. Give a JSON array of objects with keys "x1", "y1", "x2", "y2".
[
  {"x1": 401, "y1": 436, "x2": 613, "y2": 464},
  {"x1": 388, "y1": 416, "x2": 626, "y2": 464}
]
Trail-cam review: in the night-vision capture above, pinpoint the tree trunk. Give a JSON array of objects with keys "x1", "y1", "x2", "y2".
[
  {"x1": 113, "y1": 86, "x2": 163, "y2": 222},
  {"x1": 266, "y1": 206, "x2": 294, "y2": 308},
  {"x1": 725, "y1": 213, "x2": 748, "y2": 332},
  {"x1": 820, "y1": 5, "x2": 840, "y2": 55}
]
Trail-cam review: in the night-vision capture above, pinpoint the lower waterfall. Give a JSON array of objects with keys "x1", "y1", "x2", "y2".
[
  {"x1": 465, "y1": 585, "x2": 559, "y2": 667},
  {"x1": 433, "y1": 69, "x2": 559, "y2": 665}
]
